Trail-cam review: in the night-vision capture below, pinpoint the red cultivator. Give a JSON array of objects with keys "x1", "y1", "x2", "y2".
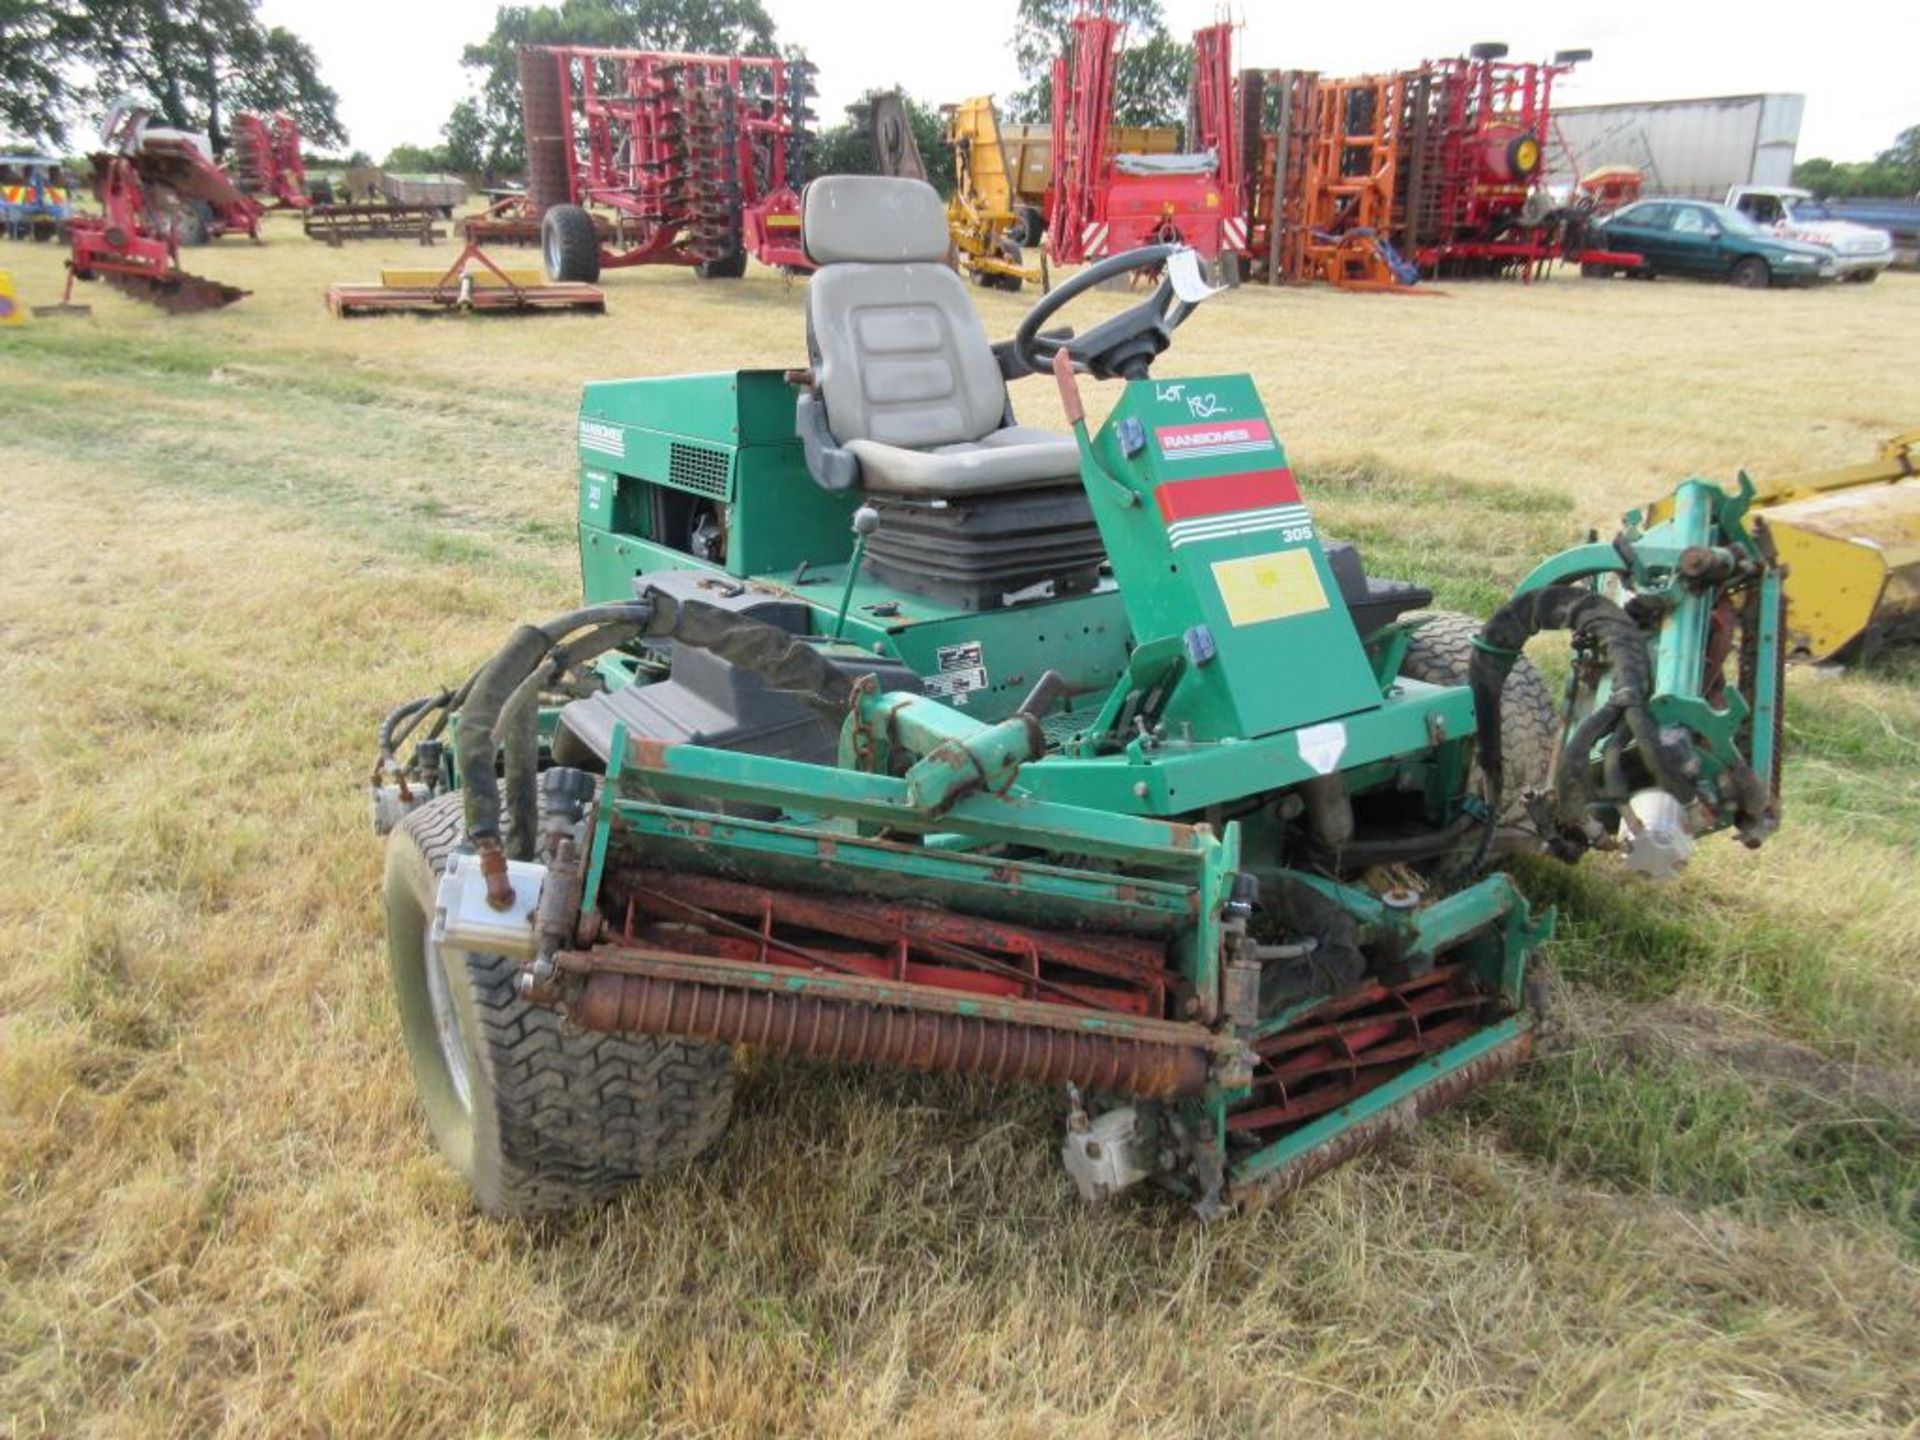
[
  {"x1": 53, "y1": 104, "x2": 253, "y2": 313},
  {"x1": 230, "y1": 112, "x2": 310, "y2": 211},
  {"x1": 520, "y1": 44, "x2": 817, "y2": 280},
  {"x1": 1049, "y1": 12, "x2": 1248, "y2": 267}
]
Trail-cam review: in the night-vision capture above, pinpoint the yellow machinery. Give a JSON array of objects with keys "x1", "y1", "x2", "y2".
[
  {"x1": 1647, "y1": 430, "x2": 1920, "y2": 662},
  {"x1": 1757, "y1": 431, "x2": 1920, "y2": 662},
  {"x1": 945, "y1": 96, "x2": 1047, "y2": 292}
]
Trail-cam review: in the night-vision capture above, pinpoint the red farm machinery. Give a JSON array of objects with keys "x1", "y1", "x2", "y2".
[
  {"x1": 515, "y1": 44, "x2": 818, "y2": 283},
  {"x1": 1049, "y1": 11, "x2": 1249, "y2": 272},
  {"x1": 52, "y1": 101, "x2": 256, "y2": 313},
  {"x1": 230, "y1": 112, "x2": 311, "y2": 211},
  {"x1": 1251, "y1": 43, "x2": 1641, "y2": 289}
]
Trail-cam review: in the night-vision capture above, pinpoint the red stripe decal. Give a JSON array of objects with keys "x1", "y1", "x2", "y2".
[{"x1": 1155, "y1": 468, "x2": 1301, "y2": 523}]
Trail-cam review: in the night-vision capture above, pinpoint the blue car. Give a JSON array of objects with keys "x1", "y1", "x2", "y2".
[{"x1": 1588, "y1": 199, "x2": 1838, "y2": 288}]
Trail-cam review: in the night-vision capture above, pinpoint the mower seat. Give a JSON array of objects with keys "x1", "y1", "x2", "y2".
[{"x1": 800, "y1": 175, "x2": 1078, "y2": 497}]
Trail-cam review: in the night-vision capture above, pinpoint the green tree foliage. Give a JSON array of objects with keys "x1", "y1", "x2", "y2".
[
  {"x1": 812, "y1": 90, "x2": 955, "y2": 197},
  {"x1": 1792, "y1": 123, "x2": 1920, "y2": 199},
  {"x1": 0, "y1": 0, "x2": 342, "y2": 153},
  {"x1": 383, "y1": 143, "x2": 449, "y2": 174},
  {"x1": 1, "y1": 0, "x2": 88, "y2": 147},
  {"x1": 441, "y1": 99, "x2": 491, "y2": 176},
  {"x1": 1007, "y1": 0, "x2": 1190, "y2": 130},
  {"x1": 453, "y1": 0, "x2": 778, "y2": 172},
  {"x1": 67, "y1": 0, "x2": 344, "y2": 154}
]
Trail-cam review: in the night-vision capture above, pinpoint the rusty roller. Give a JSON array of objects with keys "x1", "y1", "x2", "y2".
[{"x1": 570, "y1": 968, "x2": 1214, "y2": 1098}]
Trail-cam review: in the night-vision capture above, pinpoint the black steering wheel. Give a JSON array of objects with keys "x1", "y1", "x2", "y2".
[{"x1": 1012, "y1": 243, "x2": 1199, "y2": 382}]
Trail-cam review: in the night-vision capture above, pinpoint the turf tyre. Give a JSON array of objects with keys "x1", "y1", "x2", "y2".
[
  {"x1": 385, "y1": 792, "x2": 733, "y2": 1215},
  {"x1": 541, "y1": 203, "x2": 601, "y2": 283},
  {"x1": 1400, "y1": 611, "x2": 1558, "y2": 855}
]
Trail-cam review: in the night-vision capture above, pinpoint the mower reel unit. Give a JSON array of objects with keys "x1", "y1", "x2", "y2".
[{"x1": 371, "y1": 178, "x2": 1784, "y2": 1218}]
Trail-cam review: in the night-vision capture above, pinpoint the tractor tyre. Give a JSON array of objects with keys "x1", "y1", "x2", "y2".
[
  {"x1": 695, "y1": 249, "x2": 748, "y2": 280},
  {"x1": 1013, "y1": 204, "x2": 1047, "y2": 248},
  {"x1": 1729, "y1": 256, "x2": 1770, "y2": 290},
  {"x1": 541, "y1": 203, "x2": 601, "y2": 284},
  {"x1": 385, "y1": 792, "x2": 734, "y2": 1215},
  {"x1": 173, "y1": 199, "x2": 213, "y2": 247},
  {"x1": 1400, "y1": 611, "x2": 1558, "y2": 855}
]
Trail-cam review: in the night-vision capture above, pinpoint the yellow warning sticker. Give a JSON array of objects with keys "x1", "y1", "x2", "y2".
[{"x1": 1211, "y1": 548, "x2": 1329, "y2": 628}]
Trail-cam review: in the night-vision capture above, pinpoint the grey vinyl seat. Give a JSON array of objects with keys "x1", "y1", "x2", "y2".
[{"x1": 800, "y1": 175, "x2": 1079, "y2": 497}]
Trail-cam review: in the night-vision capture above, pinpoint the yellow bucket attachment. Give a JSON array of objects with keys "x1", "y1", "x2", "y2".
[{"x1": 1757, "y1": 431, "x2": 1920, "y2": 662}]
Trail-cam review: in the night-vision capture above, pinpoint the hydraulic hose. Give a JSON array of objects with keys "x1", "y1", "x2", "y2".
[
  {"x1": 455, "y1": 589, "x2": 874, "y2": 889},
  {"x1": 1470, "y1": 584, "x2": 1690, "y2": 840}
]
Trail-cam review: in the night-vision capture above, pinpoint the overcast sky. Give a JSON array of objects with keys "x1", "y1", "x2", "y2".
[{"x1": 259, "y1": 0, "x2": 1916, "y2": 164}]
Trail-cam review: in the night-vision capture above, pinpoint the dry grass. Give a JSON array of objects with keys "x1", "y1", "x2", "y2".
[{"x1": 3, "y1": 220, "x2": 1919, "y2": 1437}]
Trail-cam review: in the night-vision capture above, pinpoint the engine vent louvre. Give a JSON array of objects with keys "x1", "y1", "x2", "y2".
[{"x1": 667, "y1": 442, "x2": 732, "y2": 499}]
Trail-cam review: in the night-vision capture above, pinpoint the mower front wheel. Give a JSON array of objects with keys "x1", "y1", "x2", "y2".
[
  {"x1": 1401, "y1": 612, "x2": 1557, "y2": 855},
  {"x1": 384, "y1": 792, "x2": 734, "y2": 1215},
  {"x1": 541, "y1": 203, "x2": 601, "y2": 284}
]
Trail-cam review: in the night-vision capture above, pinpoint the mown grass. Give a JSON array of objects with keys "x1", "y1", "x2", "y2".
[{"x1": 3, "y1": 223, "x2": 1918, "y2": 1436}]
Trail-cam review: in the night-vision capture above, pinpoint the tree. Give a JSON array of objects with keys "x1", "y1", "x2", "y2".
[
  {"x1": 1792, "y1": 122, "x2": 1919, "y2": 199},
  {"x1": 1, "y1": 0, "x2": 90, "y2": 147},
  {"x1": 1006, "y1": 0, "x2": 1191, "y2": 130},
  {"x1": 453, "y1": 0, "x2": 778, "y2": 172},
  {"x1": 442, "y1": 99, "x2": 491, "y2": 175},
  {"x1": 384, "y1": 142, "x2": 448, "y2": 174},
  {"x1": 55, "y1": 0, "x2": 344, "y2": 154},
  {"x1": 812, "y1": 90, "x2": 955, "y2": 197}
]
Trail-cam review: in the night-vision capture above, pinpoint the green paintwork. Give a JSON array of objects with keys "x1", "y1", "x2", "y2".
[
  {"x1": 538, "y1": 343, "x2": 1777, "y2": 1200},
  {"x1": 1228, "y1": 1014, "x2": 1533, "y2": 1191},
  {"x1": 1511, "y1": 470, "x2": 1784, "y2": 828}
]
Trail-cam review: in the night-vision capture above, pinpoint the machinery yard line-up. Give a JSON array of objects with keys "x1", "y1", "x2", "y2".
[
  {"x1": 522, "y1": 44, "x2": 818, "y2": 284},
  {"x1": 371, "y1": 177, "x2": 1787, "y2": 1218}
]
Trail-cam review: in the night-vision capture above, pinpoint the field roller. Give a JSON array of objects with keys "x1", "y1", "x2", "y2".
[{"x1": 371, "y1": 178, "x2": 1785, "y2": 1217}]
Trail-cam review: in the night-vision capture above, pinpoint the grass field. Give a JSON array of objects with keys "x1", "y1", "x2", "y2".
[{"x1": 3, "y1": 222, "x2": 1918, "y2": 1437}]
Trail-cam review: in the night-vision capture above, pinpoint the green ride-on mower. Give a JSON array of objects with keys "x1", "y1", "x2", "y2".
[{"x1": 372, "y1": 177, "x2": 1786, "y2": 1217}]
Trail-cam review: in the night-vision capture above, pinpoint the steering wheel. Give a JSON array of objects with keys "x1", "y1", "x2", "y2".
[{"x1": 1012, "y1": 243, "x2": 1200, "y2": 382}]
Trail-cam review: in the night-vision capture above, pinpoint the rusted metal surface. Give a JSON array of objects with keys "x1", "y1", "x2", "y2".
[
  {"x1": 1236, "y1": 1026, "x2": 1534, "y2": 1207},
  {"x1": 1231, "y1": 965, "x2": 1499, "y2": 1133},
  {"x1": 611, "y1": 868, "x2": 1172, "y2": 1016},
  {"x1": 564, "y1": 944, "x2": 1217, "y2": 1098}
]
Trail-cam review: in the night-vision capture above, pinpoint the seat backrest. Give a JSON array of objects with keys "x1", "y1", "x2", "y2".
[{"x1": 803, "y1": 176, "x2": 1005, "y2": 450}]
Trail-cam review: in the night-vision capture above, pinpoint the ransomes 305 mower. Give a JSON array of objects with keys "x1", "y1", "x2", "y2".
[{"x1": 372, "y1": 177, "x2": 1786, "y2": 1216}]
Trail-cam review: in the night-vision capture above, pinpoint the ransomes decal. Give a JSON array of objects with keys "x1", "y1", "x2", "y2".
[
  {"x1": 578, "y1": 418, "x2": 626, "y2": 459},
  {"x1": 1154, "y1": 418, "x2": 1278, "y2": 462}
]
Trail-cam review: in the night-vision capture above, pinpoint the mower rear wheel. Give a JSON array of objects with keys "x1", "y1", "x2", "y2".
[
  {"x1": 385, "y1": 792, "x2": 734, "y2": 1215},
  {"x1": 1401, "y1": 612, "x2": 1557, "y2": 854},
  {"x1": 541, "y1": 203, "x2": 601, "y2": 284}
]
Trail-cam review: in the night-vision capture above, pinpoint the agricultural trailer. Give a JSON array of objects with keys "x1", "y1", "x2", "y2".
[
  {"x1": 1049, "y1": 12, "x2": 1248, "y2": 269},
  {"x1": 370, "y1": 176, "x2": 1785, "y2": 1218},
  {"x1": 521, "y1": 44, "x2": 818, "y2": 284}
]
